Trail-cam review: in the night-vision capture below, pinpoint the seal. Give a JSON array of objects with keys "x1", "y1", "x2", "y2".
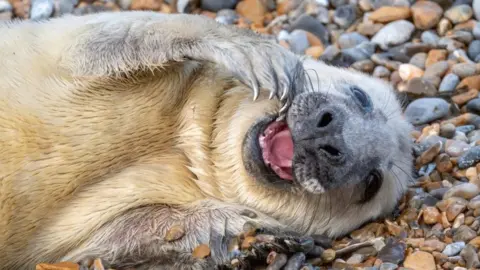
[{"x1": 0, "y1": 11, "x2": 414, "y2": 270}]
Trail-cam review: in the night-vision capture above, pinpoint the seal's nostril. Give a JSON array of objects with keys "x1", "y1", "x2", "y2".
[
  {"x1": 320, "y1": 145, "x2": 340, "y2": 157},
  {"x1": 317, "y1": 112, "x2": 333, "y2": 128}
]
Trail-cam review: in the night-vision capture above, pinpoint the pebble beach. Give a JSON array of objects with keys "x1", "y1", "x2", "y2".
[{"x1": 6, "y1": 0, "x2": 480, "y2": 269}]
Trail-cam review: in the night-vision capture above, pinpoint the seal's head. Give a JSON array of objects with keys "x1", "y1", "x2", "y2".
[{"x1": 241, "y1": 59, "x2": 413, "y2": 236}]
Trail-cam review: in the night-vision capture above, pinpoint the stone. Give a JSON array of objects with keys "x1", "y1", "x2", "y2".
[
  {"x1": 411, "y1": 1, "x2": 443, "y2": 30},
  {"x1": 439, "y1": 73, "x2": 460, "y2": 93},
  {"x1": 451, "y1": 63, "x2": 478, "y2": 78},
  {"x1": 445, "y1": 4, "x2": 474, "y2": 24},
  {"x1": 447, "y1": 203, "x2": 467, "y2": 221},
  {"x1": 30, "y1": 0, "x2": 53, "y2": 19},
  {"x1": 458, "y1": 147, "x2": 480, "y2": 169},
  {"x1": 460, "y1": 244, "x2": 480, "y2": 268},
  {"x1": 338, "y1": 32, "x2": 369, "y2": 49},
  {"x1": 201, "y1": 0, "x2": 238, "y2": 11},
  {"x1": 371, "y1": 20, "x2": 415, "y2": 50},
  {"x1": 457, "y1": 75, "x2": 480, "y2": 90},
  {"x1": 130, "y1": 0, "x2": 162, "y2": 10},
  {"x1": 357, "y1": 22, "x2": 384, "y2": 36},
  {"x1": 468, "y1": 40, "x2": 480, "y2": 61},
  {"x1": 346, "y1": 253, "x2": 365, "y2": 264},
  {"x1": 473, "y1": 21, "x2": 480, "y2": 39},
  {"x1": 352, "y1": 59, "x2": 375, "y2": 73},
  {"x1": 373, "y1": 66, "x2": 391, "y2": 78},
  {"x1": 466, "y1": 98, "x2": 480, "y2": 114},
  {"x1": 452, "y1": 89, "x2": 480, "y2": 106},
  {"x1": 453, "y1": 213, "x2": 465, "y2": 228},
  {"x1": 236, "y1": 0, "x2": 266, "y2": 25},
  {"x1": 377, "y1": 238, "x2": 406, "y2": 264},
  {"x1": 368, "y1": 6, "x2": 411, "y2": 23},
  {"x1": 403, "y1": 78, "x2": 438, "y2": 98},
  {"x1": 443, "y1": 242, "x2": 466, "y2": 256},
  {"x1": 423, "y1": 206, "x2": 441, "y2": 224},
  {"x1": 289, "y1": 14, "x2": 329, "y2": 45},
  {"x1": 405, "y1": 98, "x2": 449, "y2": 125},
  {"x1": 399, "y1": 64, "x2": 424, "y2": 81},
  {"x1": 453, "y1": 225, "x2": 477, "y2": 242},
  {"x1": 426, "y1": 49, "x2": 448, "y2": 67},
  {"x1": 53, "y1": 0, "x2": 77, "y2": 16},
  {"x1": 287, "y1": 30, "x2": 310, "y2": 54},
  {"x1": 421, "y1": 31, "x2": 440, "y2": 46},
  {"x1": 333, "y1": 4, "x2": 357, "y2": 28},
  {"x1": 403, "y1": 251, "x2": 436, "y2": 270},
  {"x1": 410, "y1": 53, "x2": 427, "y2": 69},
  {"x1": 446, "y1": 140, "x2": 471, "y2": 157},
  {"x1": 474, "y1": 0, "x2": 480, "y2": 20},
  {"x1": 438, "y1": 18, "x2": 453, "y2": 36},
  {"x1": 424, "y1": 61, "x2": 449, "y2": 78},
  {"x1": 379, "y1": 263, "x2": 398, "y2": 270},
  {"x1": 421, "y1": 239, "x2": 447, "y2": 252}
]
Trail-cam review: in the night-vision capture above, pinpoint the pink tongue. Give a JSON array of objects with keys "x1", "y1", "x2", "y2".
[{"x1": 265, "y1": 128, "x2": 294, "y2": 180}]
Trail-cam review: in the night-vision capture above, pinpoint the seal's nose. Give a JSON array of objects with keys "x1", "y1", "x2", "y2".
[{"x1": 292, "y1": 107, "x2": 346, "y2": 165}]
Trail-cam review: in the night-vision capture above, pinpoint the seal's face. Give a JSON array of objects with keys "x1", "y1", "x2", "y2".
[{"x1": 242, "y1": 59, "x2": 413, "y2": 210}]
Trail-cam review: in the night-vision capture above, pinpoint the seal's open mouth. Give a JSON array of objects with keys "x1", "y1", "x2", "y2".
[{"x1": 259, "y1": 121, "x2": 294, "y2": 180}]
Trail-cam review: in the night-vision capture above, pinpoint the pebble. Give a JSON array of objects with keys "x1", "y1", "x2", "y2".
[
  {"x1": 200, "y1": 0, "x2": 238, "y2": 11},
  {"x1": 443, "y1": 242, "x2": 466, "y2": 256},
  {"x1": 377, "y1": 239, "x2": 406, "y2": 265},
  {"x1": 468, "y1": 40, "x2": 480, "y2": 60},
  {"x1": 289, "y1": 14, "x2": 329, "y2": 46},
  {"x1": 30, "y1": 0, "x2": 54, "y2": 19},
  {"x1": 403, "y1": 251, "x2": 436, "y2": 270},
  {"x1": 460, "y1": 244, "x2": 480, "y2": 268},
  {"x1": 192, "y1": 244, "x2": 211, "y2": 258},
  {"x1": 333, "y1": 4, "x2": 357, "y2": 28},
  {"x1": 457, "y1": 147, "x2": 480, "y2": 169},
  {"x1": 411, "y1": 1, "x2": 443, "y2": 30},
  {"x1": 457, "y1": 75, "x2": 480, "y2": 90},
  {"x1": 473, "y1": 0, "x2": 480, "y2": 19},
  {"x1": 371, "y1": 20, "x2": 415, "y2": 50},
  {"x1": 379, "y1": 263, "x2": 398, "y2": 270},
  {"x1": 466, "y1": 98, "x2": 480, "y2": 114},
  {"x1": 426, "y1": 49, "x2": 448, "y2": 67},
  {"x1": 403, "y1": 77, "x2": 438, "y2": 97},
  {"x1": 421, "y1": 31, "x2": 440, "y2": 46},
  {"x1": 423, "y1": 206, "x2": 441, "y2": 224},
  {"x1": 451, "y1": 63, "x2": 478, "y2": 78},
  {"x1": 473, "y1": 21, "x2": 480, "y2": 39},
  {"x1": 405, "y1": 98, "x2": 450, "y2": 125},
  {"x1": 439, "y1": 73, "x2": 460, "y2": 92},
  {"x1": 445, "y1": 4, "x2": 474, "y2": 23},
  {"x1": 287, "y1": 30, "x2": 310, "y2": 54},
  {"x1": 446, "y1": 140, "x2": 471, "y2": 157},
  {"x1": 373, "y1": 66, "x2": 391, "y2": 78},
  {"x1": 410, "y1": 52, "x2": 427, "y2": 69},
  {"x1": 368, "y1": 6, "x2": 411, "y2": 23},
  {"x1": 338, "y1": 32, "x2": 369, "y2": 49},
  {"x1": 453, "y1": 225, "x2": 477, "y2": 242}
]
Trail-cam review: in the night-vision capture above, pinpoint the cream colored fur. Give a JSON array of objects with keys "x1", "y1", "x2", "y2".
[{"x1": 0, "y1": 11, "x2": 412, "y2": 270}]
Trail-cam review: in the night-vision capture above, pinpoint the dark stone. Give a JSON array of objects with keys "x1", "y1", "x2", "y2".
[
  {"x1": 289, "y1": 14, "x2": 329, "y2": 45},
  {"x1": 377, "y1": 238, "x2": 406, "y2": 264},
  {"x1": 200, "y1": 0, "x2": 238, "y2": 11},
  {"x1": 458, "y1": 146, "x2": 480, "y2": 169}
]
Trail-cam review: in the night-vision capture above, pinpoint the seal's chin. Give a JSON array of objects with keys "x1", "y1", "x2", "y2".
[{"x1": 258, "y1": 120, "x2": 294, "y2": 181}]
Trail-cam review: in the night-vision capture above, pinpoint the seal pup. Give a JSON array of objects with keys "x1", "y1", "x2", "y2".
[{"x1": 0, "y1": 11, "x2": 413, "y2": 270}]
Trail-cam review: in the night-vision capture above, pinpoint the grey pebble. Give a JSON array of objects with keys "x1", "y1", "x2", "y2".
[
  {"x1": 0, "y1": 0, "x2": 12, "y2": 12},
  {"x1": 439, "y1": 73, "x2": 460, "y2": 93},
  {"x1": 424, "y1": 61, "x2": 449, "y2": 78},
  {"x1": 319, "y1": 45, "x2": 340, "y2": 62},
  {"x1": 289, "y1": 14, "x2": 329, "y2": 45},
  {"x1": 460, "y1": 244, "x2": 480, "y2": 269},
  {"x1": 474, "y1": 0, "x2": 480, "y2": 20},
  {"x1": 372, "y1": 0, "x2": 410, "y2": 9},
  {"x1": 338, "y1": 32, "x2": 369, "y2": 49},
  {"x1": 316, "y1": 6, "x2": 329, "y2": 24},
  {"x1": 453, "y1": 225, "x2": 477, "y2": 242},
  {"x1": 379, "y1": 263, "x2": 398, "y2": 270},
  {"x1": 456, "y1": 125, "x2": 476, "y2": 134},
  {"x1": 215, "y1": 9, "x2": 238, "y2": 25},
  {"x1": 409, "y1": 52, "x2": 427, "y2": 69},
  {"x1": 443, "y1": 242, "x2": 466, "y2": 256},
  {"x1": 30, "y1": 0, "x2": 54, "y2": 20},
  {"x1": 287, "y1": 30, "x2": 310, "y2": 54},
  {"x1": 330, "y1": 0, "x2": 348, "y2": 8},
  {"x1": 373, "y1": 66, "x2": 390, "y2": 78},
  {"x1": 476, "y1": 55, "x2": 480, "y2": 63},
  {"x1": 448, "y1": 30, "x2": 474, "y2": 44},
  {"x1": 473, "y1": 21, "x2": 480, "y2": 39},
  {"x1": 405, "y1": 98, "x2": 450, "y2": 125},
  {"x1": 53, "y1": 0, "x2": 77, "y2": 16},
  {"x1": 372, "y1": 20, "x2": 415, "y2": 50},
  {"x1": 283, "y1": 252, "x2": 306, "y2": 270},
  {"x1": 466, "y1": 98, "x2": 480, "y2": 114},
  {"x1": 457, "y1": 146, "x2": 480, "y2": 169},
  {"x1": 451, "y1": 63, "x2": 478, "y2": 78},
  {"x1": 200, "y1": 0, "x2": 238, "y2": 12},
  {"x1": 333, "y1": 4, "x2": 357, "y2": 29},
  {"x1": 468, "y1": 40, "x2": 480, "y2": 61},
  {"x1": 421, "y1": 31, "x2": 440, "y2": 46},
  {"x1": 342, "y1": 41, "x2": 376, "y2": 61},
  {"x1": 377, "y1": 238, "x2": 406, "y2": 264},
  {"x1": 440, "y1": 123, "x2": 457, "y2": 138},
  {"x1": 438, "y1": 37, "x2": 464, "y2": 52}
]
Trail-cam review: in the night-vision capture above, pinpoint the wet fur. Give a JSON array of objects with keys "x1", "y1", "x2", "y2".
[{"x1": 0, "y1": 11, "x2": 413, "y2": 270}]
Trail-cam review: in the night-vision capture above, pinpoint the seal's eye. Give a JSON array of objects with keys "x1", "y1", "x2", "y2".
[
  {"x1": 361, "y1": 169, "x2": 383, "y2": 203},
  {"x1": 351, "y1": 86, "x2": 372, "y2": 112}
]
